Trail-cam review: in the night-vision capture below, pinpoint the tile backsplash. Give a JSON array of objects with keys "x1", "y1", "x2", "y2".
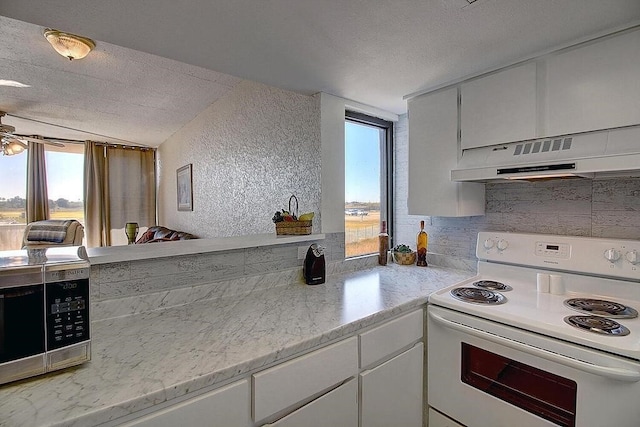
[
  {"x1": 394, "y1": 113, "x2": 640, "y2": 264},
  {"x1": 91, "y1": 232, "x2": 346, "y2": 312}
]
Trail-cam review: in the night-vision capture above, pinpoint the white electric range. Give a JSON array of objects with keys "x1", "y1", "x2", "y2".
[{"x1": 427, "y1": 232, "x2": 640, "y2": 427}]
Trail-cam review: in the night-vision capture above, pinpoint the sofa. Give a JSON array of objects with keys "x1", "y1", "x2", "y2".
[
  {"x1": 22, "y1": 219, "x2": 85, "y2": 249},
  {"x1": 135, "y1": 226, "x2": 197, "y2": 244}
]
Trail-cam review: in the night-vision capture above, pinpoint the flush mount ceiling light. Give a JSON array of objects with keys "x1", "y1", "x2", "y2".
[{"x1": 44, "y1": 28, "x2": 95, "y2": 60}]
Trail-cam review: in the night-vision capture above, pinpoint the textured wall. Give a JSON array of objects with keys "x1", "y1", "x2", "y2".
[
  {"x1": 157, "y1": 80, "x2": 321, "y2": 238},
  {"x1": 394, "y1": 113, "x2": 640, "y2": 266}
]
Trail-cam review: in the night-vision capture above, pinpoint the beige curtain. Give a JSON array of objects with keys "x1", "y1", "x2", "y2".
[
  {"x1": 84, "y1": 141, "x2": 110, "y2": 247},
  {"x1": 107, "y1": 146, "x2": 156, "y2": 231},
  {"x1": 26, "y1": 140, "x2": 50, "y2": 222},
  {"x1": 83, "y1": 142, "x2": 156, "y2": 247}
]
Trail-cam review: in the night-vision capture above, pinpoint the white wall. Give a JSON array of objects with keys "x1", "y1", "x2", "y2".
[{"x1": 157, "y1": 80, "x2": 321, "y2": 238}]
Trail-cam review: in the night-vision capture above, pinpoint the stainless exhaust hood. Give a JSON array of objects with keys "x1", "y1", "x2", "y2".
[{"x1": 451, "y1": 126, "x2": 640, "y2": 182}]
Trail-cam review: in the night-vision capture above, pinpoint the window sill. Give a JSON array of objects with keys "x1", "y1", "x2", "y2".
[{"x1": 87, "y1": 233, "x2": 325, "y2": 265}]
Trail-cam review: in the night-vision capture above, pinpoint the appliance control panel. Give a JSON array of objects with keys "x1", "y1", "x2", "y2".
[
  {"x1": 46, "y1": 278, "x2": 90, "y2": 350},
  {"x1": 477, "y1": 232, "x2": 640, "y2": 280}
]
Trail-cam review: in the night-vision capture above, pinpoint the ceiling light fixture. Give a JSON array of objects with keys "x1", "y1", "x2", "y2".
[
  {"x1": 44, "y1": 28, "x2": 95, "y2": 60},
  {"x1": 1, "y1": 138, "x2": 28, "y2": 156}
]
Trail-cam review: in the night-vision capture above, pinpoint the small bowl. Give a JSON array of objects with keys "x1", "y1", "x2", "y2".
[{"x1": 393, "y1": 251, "x2": 416, "y2": 265}]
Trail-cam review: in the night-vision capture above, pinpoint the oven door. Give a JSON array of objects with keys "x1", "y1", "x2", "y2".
[
  {"x1": 427, "y1": 305, "x2": 640, "y2": 427},
  {"x1": 0, "y1": 267, "x2": 47, "y2": 384}
]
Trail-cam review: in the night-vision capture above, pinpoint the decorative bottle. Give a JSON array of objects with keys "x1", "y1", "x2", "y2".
[
  {"x1": 378, "y1": 220, "x2": 389, "y2": 265},
  {"x1": 416, "y1": 220, "x2": 428, "y2": 267}
]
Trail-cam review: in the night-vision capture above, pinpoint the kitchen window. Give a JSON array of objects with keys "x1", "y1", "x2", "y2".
[
  {"x1": 0, "y1": 143, "x2": 85, "y2": 251},
  {"x1": 344, "y1": 111, "x2": 393, "y2": 258}
]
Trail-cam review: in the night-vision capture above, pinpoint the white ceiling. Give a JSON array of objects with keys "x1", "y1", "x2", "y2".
[{"x1": 1, "y1": 0, "x2": 640, "y2": 147}]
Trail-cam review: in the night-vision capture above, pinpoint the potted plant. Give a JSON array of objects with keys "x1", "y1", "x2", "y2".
[{"x1": 392, "y1": 244, "x2": 416, "y2": 265}]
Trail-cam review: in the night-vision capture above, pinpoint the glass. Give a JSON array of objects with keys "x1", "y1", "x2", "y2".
[
  {"x1": 0, "y1": 153, "x2": 27, "y2": 250},
  {"x1": 45, "y1": 148, "x2": 85, "y2": 224},
  {"x1": 461, "y1": 343, "x2": 577, "y2": 427},
  {"x1": 345, "y1": 120, "x2": 383, "y2": 257}
]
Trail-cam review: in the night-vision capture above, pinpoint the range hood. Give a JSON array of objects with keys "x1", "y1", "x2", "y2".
[{"x1": 452, "y1": 126, "x2": 640, "y2": 182}]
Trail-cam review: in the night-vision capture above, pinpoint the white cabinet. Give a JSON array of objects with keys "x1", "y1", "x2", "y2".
[
  {"x1": 253, "y1": 336, "x2": 358, "y2": 424},
  {"x1": 120, "y1": 379, "x2": 250, "y2": 427},
  {"x1": 428, "y1": 408, "x2": 464, "y2": 427},
  {"x1": 460, "y1": 62, "x2": 537, "y2": 149},
  {"x1": 360, "y1": 309, "x2": 423, "y2": 368},
  {"x1": 361, "y1": 342, "x2": 424, "y2": 427},
  {"x1": 408, "y1": 87, "x2": 485, "y2": 217},
  {"x1": 359, "y1": 310, "x2": 424, "y2": 427},
  {"x1": 545, "y1": 29, "x2": 640, "y2": 136},
  {"x1": 262, "y1": 379, "x2": 357, "y2": 427}
]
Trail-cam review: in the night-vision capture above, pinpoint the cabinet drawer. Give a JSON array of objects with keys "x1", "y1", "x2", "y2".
[
  {"x1": 253, "y1": 337, "x2": 358, "y2": 422},
  {"x1": 360, "y1": 309, "x2": 423, "y2": 368},
  {"x1": 428, "y1": 408, "x2": 464, "y2": 427},
  {"x1": 120, "y1": 379, "x2": 250, "y2": 427},
  {"x1": 262, "y1": 378, "x2": 358, "y2": 427}
]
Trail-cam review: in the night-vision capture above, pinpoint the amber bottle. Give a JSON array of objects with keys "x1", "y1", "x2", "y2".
[{"x1": 416, "y1": 220, "x2": 428, "y2": 267}]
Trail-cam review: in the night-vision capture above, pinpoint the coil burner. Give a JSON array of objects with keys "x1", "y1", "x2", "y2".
[
  {"x1": 564, "y1": 298, "x2": 638, "y2": 319},
  {"x1": 450, "y1": 287, "x2": 506, "y2": 305},
  {"x1": 472, "y1": 280, "x2": 513, "y2": 292},
  {"x1": 563, "y1": 315, "x2": 630, "y2": 336}
]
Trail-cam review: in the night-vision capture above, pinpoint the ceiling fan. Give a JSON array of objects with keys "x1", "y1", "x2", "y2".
[{"x1": 0, "y1": 111, "x2": 65, "y2": 156}]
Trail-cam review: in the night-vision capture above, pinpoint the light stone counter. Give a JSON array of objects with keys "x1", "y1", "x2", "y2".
[{"x1": 0, "y1": 264, "x2": 474, "y2": 427}]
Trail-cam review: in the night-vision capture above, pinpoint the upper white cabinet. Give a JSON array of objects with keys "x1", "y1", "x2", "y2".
[
  {"x1": 408, "y1": 87, "x2": 485, "y2": 217},
  {"x1": 460, "y1": 62, "x2": 537, "y2": 149},
  {"x1": 545, "y1": 29, "x2": 640, "y2": 136}
]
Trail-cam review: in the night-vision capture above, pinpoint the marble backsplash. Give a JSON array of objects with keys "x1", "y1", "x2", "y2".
[{"x1": 91, "y1": 232, "x2": 356, "y2": 320}]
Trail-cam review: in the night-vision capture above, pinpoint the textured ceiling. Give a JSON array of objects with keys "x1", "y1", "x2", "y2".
[
  {"x1": 1, "y1": 1, "x2": 640, "y2": 146},
  {"x1": 0, "y1": 17, "x2": 241, "y2": 146}
]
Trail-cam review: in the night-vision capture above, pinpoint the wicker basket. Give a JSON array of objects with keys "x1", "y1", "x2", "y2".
[
  {"x1": 393, "y1": 251, "x2": 416, "y2": 265},
  {"x1": 274, "y1": 195, "x2": 312, "y2": 235},
  {"x1": 275, "y1": 220, "x2": 312, "y2": 235}
]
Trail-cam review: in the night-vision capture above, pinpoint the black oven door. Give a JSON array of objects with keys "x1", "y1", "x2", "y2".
[{"x1": 0, "y1": 267, "x2": 45, "y2": 363}]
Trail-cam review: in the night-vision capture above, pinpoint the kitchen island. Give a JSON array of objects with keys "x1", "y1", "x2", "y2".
[{"x1": 0, "y1": 263, "x2": 473, "y2": 427}]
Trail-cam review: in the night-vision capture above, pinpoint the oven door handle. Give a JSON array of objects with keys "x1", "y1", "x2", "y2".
[{"x1": 429, "y1": 310, "x2": 640, "y2": 382}]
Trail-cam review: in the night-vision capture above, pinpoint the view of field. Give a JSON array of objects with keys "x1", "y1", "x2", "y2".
[
  {"x1": 345, "y1": 209, "x2": 380, "y2": 257},
  {"x1": 0, "y1": 196, "x2": 84, "y2": 250}
]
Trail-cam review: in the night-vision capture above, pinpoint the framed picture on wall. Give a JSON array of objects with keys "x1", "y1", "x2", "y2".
[{"x1": 177, "y1": 164, "x2": 193, "y2": 211}]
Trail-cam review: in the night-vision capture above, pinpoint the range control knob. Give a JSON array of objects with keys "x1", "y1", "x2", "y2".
[
  {"x1": 497, "y1": 239, "x2": 509, "y2": 251},
  {"x1": 625, "y1": 250, "x2": 640, "y2": 265},
  {"x1": 483, "y1": 239, "x2": 495, "y2": 250},
  {"x1": 604, "y1": 248, "x2": 621, "y2": 263}
]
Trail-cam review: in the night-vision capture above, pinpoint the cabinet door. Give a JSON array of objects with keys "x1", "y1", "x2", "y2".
[
  {"x1": 408, "y1": 88, "x2": 484, "y2": 217},
  {"x1": 262, "y1": 378, "x2": 358, "y2": 427},
  {"x1": 360, "y1": 342, "x2": 423, "y2": 427},
  {"x1": 428, "y1": 408, "x2": 465, "y2": 427},
  {"x1": 545, "y1": 29, "x2": 640, "y2": 136},
  {"x1": 120, "y1": 379, "x2": 250, "y2": 427},
  {"x1": 460, "y1": 62, "x2": 537, "y2": 149}
]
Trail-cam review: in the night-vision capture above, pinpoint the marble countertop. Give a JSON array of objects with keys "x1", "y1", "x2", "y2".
[
  {"x1": 87, "y1": 233, "x2": 325, "y2": 265},
  {"x1": 0, "y1": 264, "x2": 474, "y2": 427}
]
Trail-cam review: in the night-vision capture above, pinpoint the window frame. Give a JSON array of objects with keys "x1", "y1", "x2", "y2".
[{"x1": 344, "y1": 110, "x2": 394, "y2": 255}]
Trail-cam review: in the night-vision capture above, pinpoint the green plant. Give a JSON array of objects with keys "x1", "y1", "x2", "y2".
[{"x1": 393, "y1": 244, "x2": 412, "y2": 253}]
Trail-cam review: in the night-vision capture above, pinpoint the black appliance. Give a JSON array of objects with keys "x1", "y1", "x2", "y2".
[{"x1": 303, "y1": 244, "x2": 325, "y2": 285}]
